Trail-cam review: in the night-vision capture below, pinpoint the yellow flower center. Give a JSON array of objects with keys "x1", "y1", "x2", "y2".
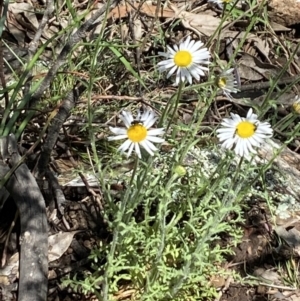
[
  {"x1": 236, "y1": 121, "x2": 256, "y2": 138},
  {"x1": 292, "y1": 102, "x2": 300, "y2": 114},
  {"x1": 223, "y1": 0, "x2": 231, "y2": 3},
  {"x1": 174, "y1": 50, "x2": 192, "y2": 67},
  {"x1": 127, "y1": 124, "x2": 147, "y2": 142},
  {"x1": 218, "y1": 77, "x2": 227, "y2": 88}
]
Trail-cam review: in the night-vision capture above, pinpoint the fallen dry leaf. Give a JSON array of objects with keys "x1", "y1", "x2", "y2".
[
  {"x1": 269, "y1": 21, "x2": 292, "y2": 32},
  {"x1": 108, "y1": 2, "x2": 229, "y2": 37},
  {"x1": 108, "y1": 1, "x2": 174, "y2": 19},
  {"x1": 249, "y1": 36, "x2": 270, "y2": 61},
  {"x1": 48, "y1": 230, "x2": 81, "y2": 262},
  {"x1": 253, "y1": 267, "x2": 281, "y2": 283},
  {"x1": 6, "y1": 2, "x2": 39, "y2": 42},
  {"x1": 168, "y1": 3, "x2": 229, "y2": 37},
  {"x1": 238, "y1": 53, "x2": 280, "y2": 81}
]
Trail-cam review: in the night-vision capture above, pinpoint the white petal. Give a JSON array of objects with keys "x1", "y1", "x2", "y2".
[
  {"x1": 221, "y1": 138, "x2": 234, "y2": 149},
  {"x1": 108, "y1": 134, "x2": 128, "y2": 141},
  {"x1": 134, "y1": 142, "x2": 142, "y2": 158},
  {"x1": 146, "y1": 135, "x2": 165, "y2": 143},
  {"x1": 234, "y1": 140, "x2": 245, "y2": 157},
  {"x1": 158, "y1": 51, "x2": 171, "y2": 58},
  {"x1": 140, "y1": 140, "x2": 155, "y2": 155},
  {"x1": 126, "y1": 142, "x2": 135, "y2": 157},
  {"x1": 189, "y1": 41, "x2": 204, "y2": 52},
  {"x1": 109, "y1": 127, "x2": 127, "y2": 135},
  {"x1": 218, "y1": 132, "x2": 235, "y2": 141},
  {"x1": 120, "y1": 111, "x2": 133, "y2": 128},
  {"x1": 167, "y1": 65, "x2": 178, "y2": 78},
  {"x1": 187, "y1": 73, "x2": 193, "y2": 84},
  {"x1": 216, "y1": 127, "x2": 233, "y2": 133},
  {"x1": 157, "y1": 59, "x2": 175, "y2": 69},
  {"x1": 147, "y1": 128, "x2": 165, "y2": 136},
  {"x1": 173, "y1": 45, "x2": 179, "y2": 52},
  {"x1": 118, "y1": 139, "x2": 132, "y2": 152},
  {"x1": 143, "y1": 112, "x2": 157, "y2": 128}
]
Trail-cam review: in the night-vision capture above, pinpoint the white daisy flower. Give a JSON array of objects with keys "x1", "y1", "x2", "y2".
[
  {"x1": 157, "y1": 36, "x2": 211, "y2": 85},
  {"x1": 216, "y1": 108, "x2": 273, "y2": 158},
  {"x1": 208, "y1": 0, "x2": 232, "y2": 9},
  {"x1": 108, "y1": 109, "x2": 165, "y2": 159},
  {"x1": 217, "y1": 68, "x2": 239, "y2": 99}
]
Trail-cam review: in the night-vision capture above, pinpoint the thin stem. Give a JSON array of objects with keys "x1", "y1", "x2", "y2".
[
  {"x1": 166, "y1": 81, "x2": 185, "y2": 132},
  {"x1": 260, "y1": 43, "x2": 300, "y2": 114},
  {"x1": 102, "y1": 155, "x2": 139, "y2": 301},
  {"x1": 274, "y1": 113, "x2": 298, "y2": 133}
]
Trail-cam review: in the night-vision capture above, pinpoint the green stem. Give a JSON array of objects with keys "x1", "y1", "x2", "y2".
[
  {"x1": 260, "y1": 43, "x2": 300, "y2": 114},
  {"x1": 274, "y1": 113, "x2": 298, "y2": 133},
  {"x1": 102, "y1": 155, "x2": 139, "y2": 301},
  {"x1": 166, "y1": 81, "x2": 185, "y2": 132}
]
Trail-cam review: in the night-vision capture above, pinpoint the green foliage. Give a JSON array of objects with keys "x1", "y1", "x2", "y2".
[{"x1": 62, "y1": 142, "x2": 254, "y2": 300}]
